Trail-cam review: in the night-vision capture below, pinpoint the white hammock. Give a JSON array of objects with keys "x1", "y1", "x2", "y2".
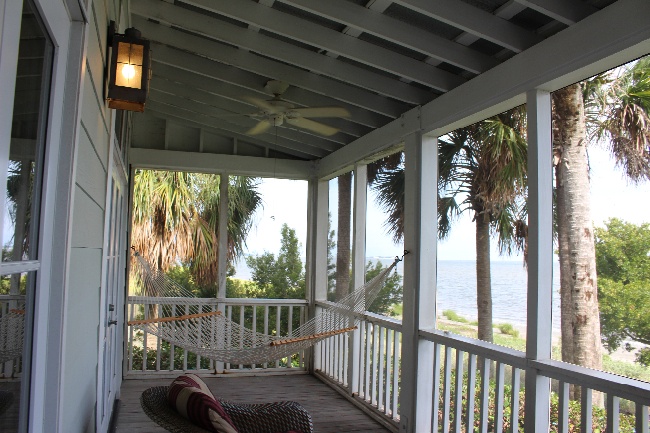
[
  {"x1": 128, "y1": 252, "x2": 399, "y2": 365},
  {"x1": 0, "y1": 309, "x2": 24, "y2": 364}
]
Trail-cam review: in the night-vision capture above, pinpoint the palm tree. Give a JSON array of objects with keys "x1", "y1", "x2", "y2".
[
  {"x1": 131, "y1": 170, "x2": 261, "y2": 289},
  {"x1": 553, "y1": 57, "x2": 650, "y2": 381},
  {"x1": 370, "y1": 107, "x2": 528, "y2": 343}
]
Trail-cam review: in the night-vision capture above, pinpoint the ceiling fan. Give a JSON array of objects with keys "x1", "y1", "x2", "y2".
[{"x1": 244, "y1": 80, "x2": 350, "y2": 137}]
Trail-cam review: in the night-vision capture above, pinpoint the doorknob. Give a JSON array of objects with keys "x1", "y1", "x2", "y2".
[{"x1": 108, "y1": 320, "x2": 118, "y2": 326}]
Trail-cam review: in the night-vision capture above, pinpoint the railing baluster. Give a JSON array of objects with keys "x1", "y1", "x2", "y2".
[
  {"x1": 606, "y1": 394, "x2": 619, "y2": 433},
  {"x1": 510, "y1": 367, "x2": 521, "y2": 432},
  {"x1": 183, "y1": 304, "x2": 189, "y2": 371},
  {"x1": 372, "y1": 323, "x2": 379, "y2": 406},
  {"x1": 238, "y1": 305, "x2": 245, "y2": 370},
  {"x1": 252, "y1": 305, "x2": 257, "y2": 370},
  {"x1": 581, "y1": 387, "x2": 593, "y2": 433},
  {"x1": 378, "y1": 326, "x2": 385, "y2": 411},
  {"x1": 156, "y1": 304, "x2": 161, "y2": 372},
  {"x1": 453, "y1": 350, "x2": 465, "y2": 433},
  {"x1": 142, "y1": 302, "x2": 149, "y2": 372},
  {"x1": 196, "y1": 303, "x2": 202, "y2": 370},
  {"x1": 128, "y1": 302, "x2": 134, "y2": 372},
  {"x1": 365, "y1": 321, "x2": 372, "y2": 400},
  {"x1": 264, "y1": 305, "x2": 269, "y2": 369},
  {"x1": 209, "y1": 303, "x2": 215, "y2": 371},
  {"x1": 358, "y1": 320, "x2": 366, "y2": 399},
  {"x1": 226, "y1": 305, "x2": 232, "y2": 370},
  {"x1": 636, "y1": 403, "x2": 648, "y2": 433},
  {"x1": 442, "y1": 345, "x2": 453, "y2": 433},
  {"x1": 479, "y1": 357, "x2": 490, "y2": 433},
  {"x1": 466, "y1": 353, "x2": 477, "y2": 432},
  {"x1": 169, "y1": 303, "x2": 176, "y2": 371},
  {"x1": 494, "y1": 362, "x2": 505, "y2": 433},
  {"x1": 343, "y1": 332, "x2": 349, "y2": 385},
  {"x1": 275, "y1": 306, "x2": 281, "y2": 368},
  {"x1": 384, "y1": 327, "x2": 393, "y2": 415},
  {"x1": 287, "y1": 306, "x2": 293, "y2": 369},
  {"x1": 558, "y1": 381, "x2": 569, "y2": 433},
  {"x1": 431, "y1": 342, "x2": 442, "y2": 433},
  {"x1": 393, "y1": 330, "x2": 400, "y2": 420}
]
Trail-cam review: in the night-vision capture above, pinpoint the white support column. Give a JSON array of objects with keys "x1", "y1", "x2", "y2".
[
  {"x1": 306, "y1": 178, "x2": 329, "y2": 373},
  {"x1": 400, "y1": 132, "x2": 438, "y2": 433},
  {"x1": 524, "y1": 89, "x2": 554, "y2": 432},
  {"x1": 349, "y1": 163, "x2": 367, "y2": 394},
  {"x1": 216, "y1": 173, "x2": 229, "y2": 373}
]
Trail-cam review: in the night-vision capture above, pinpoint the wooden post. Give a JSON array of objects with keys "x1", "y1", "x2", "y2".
[
  {"x1": 401, "y1": 132, "x2": 438, "y2": 433},
  {"x1": 524, "y1": 89, "x2": 553, "y2": 432},
  {"x1": 306, "y1": 178, "x2": 329, "y2": 373},
  {"x1": 349, "y1": 163, "x2": 367, "y2": 394}
]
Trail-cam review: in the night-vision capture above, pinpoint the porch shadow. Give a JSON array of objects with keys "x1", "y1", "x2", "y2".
[{"x1": 112, "y1": 373, "x2": 392, "y2": 433}]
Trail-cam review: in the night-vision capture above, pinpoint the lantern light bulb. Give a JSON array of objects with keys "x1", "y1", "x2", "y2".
[{"x1": 121, "y1": 64, "x2": 136, "y2": 80}]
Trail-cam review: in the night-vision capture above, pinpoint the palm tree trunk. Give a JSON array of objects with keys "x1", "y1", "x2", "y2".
[
  {"x1": 336, "y1": 172, "x2": 352, "y2": 299},
  {"x1": 553, "y1": 84, "x2": 602, "y2": 401},
  {"x1": 476, "y1": 213, "x2": 493, "y2": 343},
  {"x1": 556, "y1": 168, "x2": 574, "y2": 366}
]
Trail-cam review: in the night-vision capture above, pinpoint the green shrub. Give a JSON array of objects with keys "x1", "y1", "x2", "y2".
[
  {"x1": 498, "y1": 323, "x2": 520, "y2": 338},
  {"x1": 443, "y1": 310, "x2": 469, "y2": 323}
]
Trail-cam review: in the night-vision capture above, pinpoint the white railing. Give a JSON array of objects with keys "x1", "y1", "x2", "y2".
[
  {"x1": 314, "y1": 306, "x2": 650, "y2": 433},
  {"x1": 125, "y1": 296, "x2": 308, "y2": 376},
  {"x1": 0, "y1": 294, "x2": 26, "y2": 378},
  {"x1": 315, "y1": 301, "x2": 402, "y2": 427}
]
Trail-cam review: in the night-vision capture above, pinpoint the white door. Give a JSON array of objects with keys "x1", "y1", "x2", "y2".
[{"x1": 97, "y1": 143, "x2": 128, "y2": 433}]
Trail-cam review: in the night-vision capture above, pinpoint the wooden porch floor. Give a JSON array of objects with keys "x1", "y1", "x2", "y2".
[{"x1": 112, "y1": 373, "x2": 392, "y2": 433}]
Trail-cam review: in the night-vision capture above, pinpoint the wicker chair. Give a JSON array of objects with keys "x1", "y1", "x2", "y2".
[{"x1": 141, "y1": 386, "x2": 314, "y2": 433}]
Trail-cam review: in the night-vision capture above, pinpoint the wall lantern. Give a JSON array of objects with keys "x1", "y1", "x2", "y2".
[{"x1": 107, "y1": 21, "x2": 151, "y2": 112}]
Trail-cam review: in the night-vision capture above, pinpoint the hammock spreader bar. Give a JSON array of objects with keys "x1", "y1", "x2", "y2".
[{"x1": 128, "y1": 310, "x2": 222, "y2": 326}]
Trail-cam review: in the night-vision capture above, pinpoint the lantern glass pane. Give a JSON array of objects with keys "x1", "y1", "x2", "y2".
[
  {"x1": 115, "y1": 63, "x2": 142, "y2": 89},
  {"x1": 116, "y1": 41, "x2": 131, "y2": 64},
  {"x1": 130, "y1": 44, "x2": 144, "y2": 66}
]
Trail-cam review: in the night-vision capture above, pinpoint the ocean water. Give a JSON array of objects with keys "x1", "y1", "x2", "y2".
[{"x1": 234, "y1": 258, "x2": 561, "y2": 331}]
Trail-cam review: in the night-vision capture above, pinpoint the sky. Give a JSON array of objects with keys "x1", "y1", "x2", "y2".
[{"x1": 239, "y1": 144, "x2": 650, "y2": 264}]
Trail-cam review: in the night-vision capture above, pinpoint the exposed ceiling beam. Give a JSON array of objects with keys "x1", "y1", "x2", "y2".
[
  {"x1": 392, "y1": 0, "x2": 542, "y2": 52},
  {"x1": 148, "y1": 89, "x2": 346, "y2": 152},
  {"x1": 278, "y1": 0, "x2": 499, "y2": 74},
  {"x1": 514, "y1": 0, "x2": 598, "y2": 25},
  {"x1": 130, "y1": 148, "x2": 315, "y2": 179},
  {"x1": 132, "y1": 1, "x2": 435, "y2": 104},
  {"x1": 146, "y1": 100, "x2": 330, "y2": 158},
  {"x1": 152, "y1": 64, "x2": 369, "y2": 138},
  {"x1": 133, "y1": 20, "x2": 413, "y2": 118},
  {"x1": 454, "y1": 1, "x2": 527, "y2": 47},
  {"x1": 151, "y1": 44, "x2": 389, "y2": 130},
  {"x1": 318, "y1": 0, "x2": 650, "y2": 177},
  {"x1": 140, "y1": 108, "x2": 317, "y2": 160},
  {"x1": 182, "y1": 0, "x2": 466, "y2": 91}
]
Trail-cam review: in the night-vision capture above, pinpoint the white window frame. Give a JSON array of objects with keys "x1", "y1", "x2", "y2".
[{"x1": 0, "y1": 0, "x2": 87, "y2": 431}]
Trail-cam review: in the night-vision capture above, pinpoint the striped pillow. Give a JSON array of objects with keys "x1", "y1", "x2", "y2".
[{"x1": 167, "y1": 375, "x2": 238, "y2": 433}]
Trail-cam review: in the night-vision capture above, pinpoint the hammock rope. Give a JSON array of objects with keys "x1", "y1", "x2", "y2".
[
  {"x1": 0, "y1": 309, "x2": 25, "y2": 364},
  {"x1": 128, "y1": 252, "x2": 401, "y2": 365}
]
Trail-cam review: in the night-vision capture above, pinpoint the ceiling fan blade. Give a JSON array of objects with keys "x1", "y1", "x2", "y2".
[
  {"x1": 290, "y1": 107, "x2": 350, "y2": 118},
  {"x1": 247, "y1": 120, "x2": 272, "y2": 135},
  {"x1": 286, "y1": 117, "x2": 339, "y2": 136},
  {"x1": 243, "y1": 96, "x2": 280, "y2": 113}
]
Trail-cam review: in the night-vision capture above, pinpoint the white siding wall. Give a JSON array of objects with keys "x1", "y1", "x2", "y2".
[{"x1": 60, "y1": 0, "x2": 125, "y2": 431}]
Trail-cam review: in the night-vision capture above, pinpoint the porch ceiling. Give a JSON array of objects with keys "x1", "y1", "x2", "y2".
[{"x1": 129, "y1": 0, "x2": 634, "y2": 173}]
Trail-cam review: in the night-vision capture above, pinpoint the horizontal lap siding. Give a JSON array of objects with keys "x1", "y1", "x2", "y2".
[{"x1": 61, "y1": 0, "x2": 120, "y2": 431}]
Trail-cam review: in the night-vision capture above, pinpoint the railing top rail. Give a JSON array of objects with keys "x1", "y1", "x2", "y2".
[
  {"x1": 315, "y1": 300, "x2": 403, "y2": 330},
  {"x1": 127, "y1": 296, "x2": 308, "y2": 306},
  {"x1": 420, "y1": 329, "x2": 528, "y2": 369},
  {"x1": 0, "y1": 295, "x2": 27, "y2": 302},
  {"x1": 531, "y1": 359, "x2": 650, "y2": 405}
]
